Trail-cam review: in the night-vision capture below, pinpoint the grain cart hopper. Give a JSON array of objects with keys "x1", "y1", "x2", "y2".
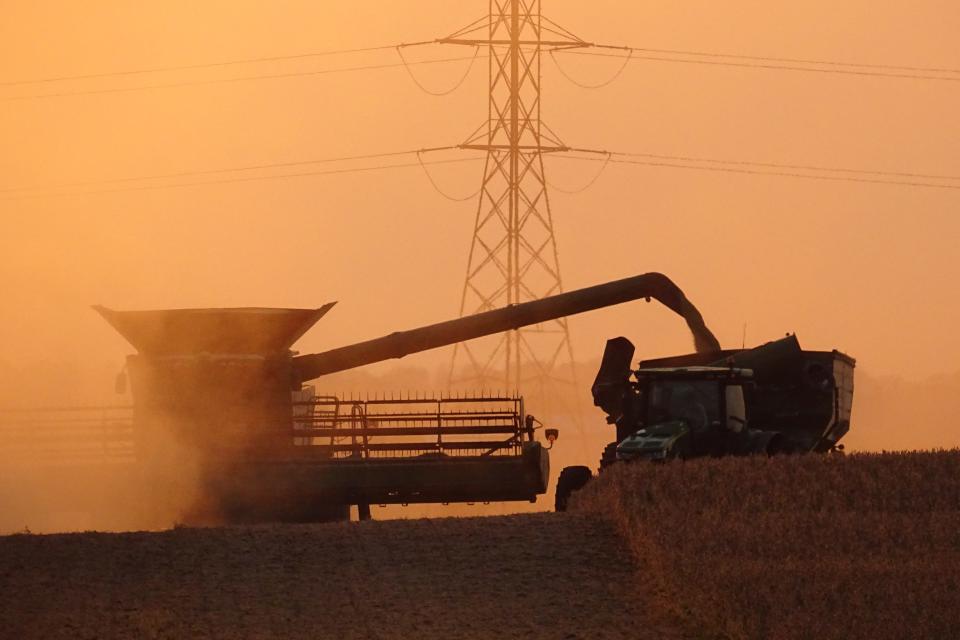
[{"x1": 91, "y1": 272, "x2": 718, "y2": 523}]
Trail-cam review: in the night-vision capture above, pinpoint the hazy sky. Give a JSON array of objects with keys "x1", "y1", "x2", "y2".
[{"x1": 2, "y1": 1, "x2": 958, "y2": 407}]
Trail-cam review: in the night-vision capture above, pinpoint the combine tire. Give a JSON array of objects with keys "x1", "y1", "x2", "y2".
[
  {"x1": 555, "y1": 465, "x2": 593, "y2": 512},
  {"x1": 599, "y1": 441, "x2": 619, "y2": 470}
]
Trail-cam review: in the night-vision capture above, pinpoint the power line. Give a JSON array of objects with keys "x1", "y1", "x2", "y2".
[
  {"x1": 6, "y1": 30, "x2": 957, "y2": 96},
  {"x1": 601, "y1": 150, "x2": 960, "y2": 183},
  {"x1": 554, "y1": 154, "x2": 960, "y2": 191},
  {"x1": 397, "y1": 45, "x2": 481, "y2": 96},
  {"x1": 0, "y1": 156, "x2": 483, "y2": 201},
  {"x1": 554, "y1": 49, "x2": 960, "y2": 83},
  {"x1": 606, "y1": 157, "x2": 960, "y2": 190},
  {"x1": 0, "y1": 42, "x2": 437, "y2": 87},
  {"x1": 0, "y1": 147, "x2": 459, "y2": 194},
  {"x1": 17, "y1": 144, "x2": 953, "y2": 199},
  {"x1": 588, "y1": 43, "x2": 960, "y2": 76},
  {"x1": 548, "y1": 49, "x2": 633, "y2": 89},
  {"x1": 546, "y1": 152, "x2": 612, "y2": 193},
  {"x1": 416, "y1": 151, "x2": 482, "y2": 201},
  {"x1": 5, "y1": 55, "x2": 488, "y2": 101}
]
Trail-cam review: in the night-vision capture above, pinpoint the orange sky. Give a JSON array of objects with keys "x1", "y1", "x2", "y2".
[{"x1": 2, "y1": 0, "x2": 959, "y2": 404}]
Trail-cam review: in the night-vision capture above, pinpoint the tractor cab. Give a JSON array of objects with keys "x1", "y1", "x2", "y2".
[{"x1": 615, "y1": 367, "x2": 754, "y2": 461}]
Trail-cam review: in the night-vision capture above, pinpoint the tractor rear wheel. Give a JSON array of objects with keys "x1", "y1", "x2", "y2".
[{"x1": 555, "y1": 465, "x2": 593, "y2": 512}]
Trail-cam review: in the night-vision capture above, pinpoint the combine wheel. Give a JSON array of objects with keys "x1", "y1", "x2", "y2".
[{"x1": 555, "y1": 465, "x2": 593, "y2": 512}]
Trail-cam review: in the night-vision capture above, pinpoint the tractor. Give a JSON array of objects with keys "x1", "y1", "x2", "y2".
[{"x1": 555, "y1": 334, "x2": 855, "y2": 511}]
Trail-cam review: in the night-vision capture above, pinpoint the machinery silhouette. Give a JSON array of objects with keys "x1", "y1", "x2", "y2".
[{"x1": 90, "y1": 272, "x2": 719, "y2": 523}]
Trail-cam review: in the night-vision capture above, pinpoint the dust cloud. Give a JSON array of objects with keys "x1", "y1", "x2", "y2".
[{"x1": 0, "y1": 403, "x2": 209, "y2": 534}]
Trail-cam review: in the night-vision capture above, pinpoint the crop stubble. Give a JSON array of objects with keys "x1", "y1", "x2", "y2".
[
  {"x1": 0, "y1": 512, "x2": 684, "y2": 640},
  {"x1": 571, "y1": 450, "x2": 960, "y2": 640}
]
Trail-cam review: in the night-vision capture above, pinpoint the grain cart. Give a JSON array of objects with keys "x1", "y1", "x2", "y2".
[
  {"x1": 555, "y1": 334, "x2": 856, "y2": 511},
  {"x1": 82, "y1": 272, "x2": 719, "y2": 523}
]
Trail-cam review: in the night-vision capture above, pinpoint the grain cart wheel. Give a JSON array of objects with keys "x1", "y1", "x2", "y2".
[
  {"x1": 599, "y1": 441, "x2": 619, "y2": 471},
  {"x1": 555, "y1": 465, "x2": 593, "y2": 512}
]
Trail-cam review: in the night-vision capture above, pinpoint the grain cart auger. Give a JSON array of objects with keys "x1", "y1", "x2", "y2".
[{"x1": 92, "y1": 272, "x2": 717, "y2": 524}]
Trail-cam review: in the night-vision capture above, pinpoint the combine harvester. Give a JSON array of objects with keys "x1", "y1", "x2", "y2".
[{"x1": 1, "y1": 273, "x2": 720, "y2": 525}]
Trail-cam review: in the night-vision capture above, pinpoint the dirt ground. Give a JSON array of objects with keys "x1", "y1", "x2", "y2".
[{"x1": 0, "y1": 513, "x2": 683, "y2": 640}]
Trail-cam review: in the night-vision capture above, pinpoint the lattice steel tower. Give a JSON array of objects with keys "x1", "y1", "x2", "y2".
[{"x1": 443, "y1": 1, "x2": 587, "y2": 403}]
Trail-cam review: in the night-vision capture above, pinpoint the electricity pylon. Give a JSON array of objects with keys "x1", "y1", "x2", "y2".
[{"x1": 443, "y1": 2, "x2": 588, "y2": 420}]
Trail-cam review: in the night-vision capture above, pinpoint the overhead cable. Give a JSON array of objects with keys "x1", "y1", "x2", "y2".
[
  {"x1": 548, "y1": 49, "x2": 633, "y2": 89},
  {"x1": 0, "y1": 42, "x2": 437, "y2": 87},
  {"x1": 588, "y1": 43, "x2": 960, "y2": 76},
  {"x1": 546, "y1": 152, "x2": 612, "y2": 193},
  {"x1": 556, "y1": 154, "x2": 960, "y2": 191},
  {"x1": 397, "y1": 45, "x2": 481, "y2": 96},
  {"x1": 416, "y1": 151, "x2": 482, "y2": 201},
  {"x1": 1, "y1": 157, "x2": 483, "y2": 201},
  {"x1": 5, "y1": 55, "x2": 487, "y2": 101},
  {"x1": 554, "y1": 49, "x2": 960, "y2": 83},
  {"x1": 605, "y1": 150, "x2": 960, "y2": 183},
  {"x1": 607, "y1": 157, "x2": 960, "y2": 190},
  {"x1": 0, "y1": 147, "x2": 459, "y2": 194}
]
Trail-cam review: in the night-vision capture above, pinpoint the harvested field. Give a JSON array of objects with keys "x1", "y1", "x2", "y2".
[
  {"x1": 0, "y1": 513, "x2": 684, "y2": 640},
  {"x1": 571, "y1": 450, "x2": 960, "y2": 640}
]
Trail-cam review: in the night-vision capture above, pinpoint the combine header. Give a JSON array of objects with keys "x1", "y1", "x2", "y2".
[{"x1": 287, "y1": 394, "x2": 546, "y2": 503}]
